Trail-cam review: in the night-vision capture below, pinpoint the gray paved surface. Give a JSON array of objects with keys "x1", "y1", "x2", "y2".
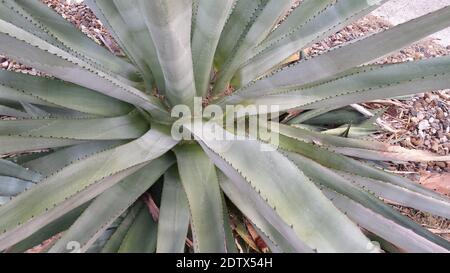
[{"x1": 372, "y1": 0, "x2": 450, "y2": 46}]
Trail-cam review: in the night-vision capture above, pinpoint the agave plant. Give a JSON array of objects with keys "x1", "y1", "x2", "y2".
[{"x1": 0, "y1": 0, "x2": 450, "y2": 253}]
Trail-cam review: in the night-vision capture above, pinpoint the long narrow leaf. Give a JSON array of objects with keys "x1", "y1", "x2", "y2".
[
  {"x1": 49, "y1": 154, "x2": 174, "y2": 252},
  {"x1": 185, "y1": 120, "x2": 378, "y2": 252},
  {"x1": 174, "y1": 144, "x2": 227, "y2": 253},
  {"x1": 156, "y1": 166, "x2": 190, "y2": 253}
]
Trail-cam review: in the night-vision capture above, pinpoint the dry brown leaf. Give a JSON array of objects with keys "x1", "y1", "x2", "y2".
[{"x1": 419, "y1": 172, "x2": 450, "y2": 196}]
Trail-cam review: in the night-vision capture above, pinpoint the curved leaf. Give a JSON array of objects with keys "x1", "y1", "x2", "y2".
[
  {"x1": 0, "y1": 18, "x2": 169, "y2": 119},
  {"x1": 84, "y1": 0, "x2": 163, "y2": 90},
  {"x1": 214, "y1": 0, "x2": 264, "y2": 69},
  {"x1": 324, "y1": 189, "x2": 449, "y2": 253},
  {"x1": 185, "y1": 120, "x2": 378, "y2": 252},
  {"x1": 117, "y1": 204, "x2": 157, "y2": 253},
  {"x1": 0, "y1": 111, "x2": 148, "y2": 141},
  {"x1": 191, "y1": 0, "x2": 235, "y2": 97},
  {"x1": 212, "y1": 0, "x2": 292, "y2": 95},
  {"x1": 285, "y1": 151, "x2": 450, "y2": 251},
  {"x1": 136, "y1": 0, "x2": 196, "y2": 107},
  {"x1": 275, "y1": 123, "x2": 450, "y2": 162},
  {"x1": 0, "y1": 136, "x2": 85, "y2": 155},
  {"x1": 217, "y1": 171, "x2": 312, "y2": 253},
  {"x1": 49, "y1": 154, "x2": 174, "y2": 253},
  {"x1": 174, "y1": 144, "x2": 227, "y2": 253},
  {"x1": 23, "y1": 141, "x2": 125, "y2": 176},
  {"x1": 0, "y1": 159, "x2": 42, "y2": 182},
  {"x1": 237, "y1": 0, "x2": 387, "y2": 85},
  {"x1": 156, "y1": 166, "x2": 190, "y2": 253},
  {"x1": 338, "y1": 172, "x2": 450, "y2": 219},
  {"x1": 228, "y1": 6, "x2": 450, "y2": 99},
  {"x1": 0, "y1": 176, "x2": 34, "y2": 196},
  {"x1": 5, "y1": 204, "x2": 88, "y2": 253},
  {"x1": 101, "y1": 202, "x2": 143, "y2": 253},
  {"x1": 0, "y1": 70, "x2": 132, "y2": 117},
  {"x1": 0, "y1": 124, "x2": 177, "y2": 250}
]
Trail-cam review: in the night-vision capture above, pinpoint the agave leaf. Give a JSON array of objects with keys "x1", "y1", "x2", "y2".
[
  {"x1": 35, "y1": 106, "x2": 99, "y2": 119},
  {"x1": 324, "y1": 189, "x2": 449, "y2": 253},
  {"x1": 156, "y1": 166, "x2": 190, "y2": 253},
  {"x1": 220, "y1": 191, "x2": 238, "y2": 253},
  {"x1": 0, "y1": 85, "x2": 51, "y2": 109},
  {"x1": 338, "y1": 172, "x2": 450, "y2": 219},
  {"x1": 10, "y1": 0, "x2": 141, "y2": 83},
  {"x1": 262, "y1": 0, "x2": 337, "y2": 44},
  {"x1": 230, "y1": 6, "x2": 450, "y2": 98},
  {"x1": 0, "y1": 159, "x2": 42, "y2": 182},
  {"x1": 0, "y1": 18, "x2": 169, "y2": 120},
  {"x1": 5, "y1": 204, "x2": 88, "y2": 253},
  {"x1": 285, "y1": 151, "x2": 450, "y2": 251},
  {"x1": 0, "y1": 111, "x2": 148, "y2": 141},
  {"x1": 117, "y1": 204, "x2": 157, "y2": 253},
  {"x1": 0, "y1": 70, "x2": 132, "y2": 117},
  {"x1": 288, "y1": 102, "x2": 384, "y2": 127},
  {"x1": 292, "y1": 108, "x2": 366, "y2": 126},
  {"x1": 329, "y1": 146, "x2": 450, "y2": 162},
  {"x1": 174, "y1": 144, "x2": 227, "y2": 253},
  {"x1": 0, "y1": 136, "x2": 85, "y2": 155},
  {"x1": 214, "y1": 0, "x2": 264, "y2": 69},
  {"x1": 19, "y1": 102, "x2": 50, "y2": 119},
  {"x1": 0, "y1": 124, "x2": 177, "y2": 250},
  {"x1": 287, "y1": 107, "x2": 336, "y2": 125},
  {"x1": 0, "y1": 163, "x2": 145, "y2": 251},
  {"x1": 212, "y1": 0, "x2": 292, "y2": 95},
  {"x1": 191, "y1": 0, "x2": 235, "y2": 97},
  {"x1": 237, "y1": 0, "x2": 388, "y2": 85},
  {"x1": 311, "y1": 108, "x2": 384, "y2": 137},
  {"x1": 0, "y1": 176, "x2": 34, "y2": 196},
  {"x1": 23, "y1": 141, "x2": 125, "y2": 176},
  {"x1": 86, "y1": 226, "x2": 117, "y2": 253},
  {"x1": 185, "y1": 120, "x2": 378, "y2": 252},
  {"x1": 49, "y1": 154, "x2": 174, "y2": 253},
  {"x1": 111, "y1": 0, "x2": 166, "y2": 91},
  {"x1": 84, "y1": 0, "x2": 159, "y2": 89},
  {"x1": 277, "y1": 134, "x2": 449, "y2": 202},
  {"x1": 101, "y1": 202, "x2": 143, "y2": 253},
  {"x1": 137, "y1": 0, "x2": 196, "y2": 107},
  {"x1": 0, "y1": 197, "x2": 9, "y2": 206},
  {"x1": 6, "y1": 150, "x2": 53, "y2": 165},
  {"x1": 274, "y1": 123, "x2": 450, "y2": 162},
  {"x1": 322, "y1": 126, "x2": 378, "y2": 138},
  {"x1": 224, "y1": 57, "x2": 450, "y2": 114},
  {"x1": 0, "y1": 104, "x2": 29, "y2": 118},
  {"x1": 217, "y1": 171, "x2": 311, "y2": 253}
]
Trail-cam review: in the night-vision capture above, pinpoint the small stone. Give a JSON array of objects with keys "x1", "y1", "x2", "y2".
[
  {"x1": 437, "y1": 108, "x2": 445, "y2": 120},
  {"x1": 431, "y1": 141, "x2": 439, "y2": 152},
  {"x1": 418, "y1": 120, "x2": 430, "y2": 131},
  {"x1": 411, "y1": 137, "x2": 423, "y2": 146},
  {"x1": 1, "y1": 61, "x2": 8, "y2": 68},
  {"x1": 429, "y1": 117, "x2": 435, "y2": 123},
  {"x1": 416, "y1": 112, "x2": 426, "y2": 120}
]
